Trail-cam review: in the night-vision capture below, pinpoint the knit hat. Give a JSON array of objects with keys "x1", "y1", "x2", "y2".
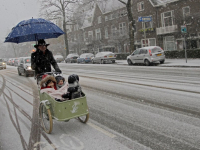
[{"x1": 40, "y1": 74, "x2": 56, "y2": 87}]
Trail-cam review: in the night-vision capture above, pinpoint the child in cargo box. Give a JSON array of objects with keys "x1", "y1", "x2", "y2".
[{"x1": 40, "y1": 74, "x2": 68, "y2": 101}]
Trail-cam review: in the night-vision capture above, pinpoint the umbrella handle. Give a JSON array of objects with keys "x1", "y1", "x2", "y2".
[{"x1": 35, "y1": 34, "x2": 38, "y2": 44}]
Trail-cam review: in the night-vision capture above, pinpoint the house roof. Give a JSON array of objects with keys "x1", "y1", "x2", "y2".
[
  {"x1": 98, "y1": 0, "x2": 126, "y2": 14},
  {"x1": 149, "y1": 0, "x2": 179, "y2": 7},
  {"x1": 80, "y1": 0, "x2": 126, "y2": 29},
  {"x1": 81, "y1": 6, "x2": 96, "y2": 29}
]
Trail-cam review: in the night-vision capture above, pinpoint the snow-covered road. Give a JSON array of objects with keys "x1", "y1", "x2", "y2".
[{"x1": 0, "y1": 64, "x2": 200, "y2": 150}]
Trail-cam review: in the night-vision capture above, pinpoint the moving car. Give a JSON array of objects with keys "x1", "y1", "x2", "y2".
[
  {"x1": 14, "y1": 58, "x2": 20, "y2": 67},
  {"x1": 54, "y1": 54, "x2": 64, "y2": 63},
  {"x1": 77, "y1": 53, "x2": 94, "y2": 63},
  {"x1": 0, "y1": 58, "x2": 6, "y2": 69},
  {"x1": 17, "y1": 57, "x2": 35, "y2": 77},
  {"x1": 65, "y1": 53, "x2": 79, "y2": 63},
  {"x1": 7, "y1": 58, "x2": 14, "y2": 65},
  {"x1": 127, "y1": 46, "x2": 165, "y2": 66},
  {"x1": 92, "y1": 51, "x2": 116, "y2": 64}
]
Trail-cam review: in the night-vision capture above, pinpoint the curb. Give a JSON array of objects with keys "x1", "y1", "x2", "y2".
[{"x1": 116, "y1": 62, "x2": 200, "y2": 68}]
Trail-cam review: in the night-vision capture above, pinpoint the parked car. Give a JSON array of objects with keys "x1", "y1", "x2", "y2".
[
  {"x1": 127, "y1": 46, "x2": 165, "y2": 66},
  {"x1": 77, "y1": 53, "x2": 94, "y2": 63},
  {"x1": 92, "y1": 52, "x2": 116, "y2": 64},
  {"x1": 14, "y1": 58, "x2": 20, "y2": 67},
  {"x1": 0, "y1": 58, "x2": 6, "y2": 69},
  {"x1": 65, "y1": 53, "x2": 79, "y2": 63},
  {"x1": 54, "y1": 54, "x2": 64, "y2": 63},
  {"x1": 17, "y1": 57, "x2": 35, "y2": 77}
]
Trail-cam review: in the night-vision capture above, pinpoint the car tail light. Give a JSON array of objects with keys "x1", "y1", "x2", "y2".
[
  {"x1": 114, "y1": 55, "x2": 116, "y2": 57},
  {"x1": 104, "y1": 56, "x2": 107, "y2": 58},
  {"x1": 161, "y1": 47, "x2": 164, "y2": 51},
  {"x1": 85, "y1": 58, "x2": 88, "y2": 59},
  {"x1": 149, "y1": 50, "x2": 152, "y2": 56}
]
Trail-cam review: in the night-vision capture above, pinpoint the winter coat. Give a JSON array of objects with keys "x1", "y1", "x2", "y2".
[
  {"x1": 40, "y1": 82, "x2": 68, "y2": 101},
  {"x1": 31, "y1": 49, "x2": 61, "y2": 76}
]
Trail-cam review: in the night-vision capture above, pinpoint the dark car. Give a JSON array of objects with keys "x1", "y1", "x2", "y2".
[
  {"x1": 65, "y1": 53, "x2": 79, "y2": 63},
  {"x1": 17, "y1": 57, "x2": 35, "y2": 77}
]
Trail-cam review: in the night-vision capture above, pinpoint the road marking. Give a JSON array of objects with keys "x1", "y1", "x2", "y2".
[{"x1": 88, "y1": 122, "x2": 116, "y2": 138}]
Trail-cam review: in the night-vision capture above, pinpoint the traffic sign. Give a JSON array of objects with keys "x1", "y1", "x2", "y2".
[
  {"x1": 138, "y1": 17, "x2": 152, "y2": 22},
  {"x1": 181, "y1": 25, "x2": 187, "y2": 33}
]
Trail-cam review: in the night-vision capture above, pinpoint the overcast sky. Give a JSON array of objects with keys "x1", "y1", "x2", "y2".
[{"x1": 0, "y1": 0, "x2": 40, "y2": 43}]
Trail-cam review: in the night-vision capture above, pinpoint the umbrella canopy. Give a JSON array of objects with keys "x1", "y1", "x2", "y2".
[{"x1": 4, "y1": 18, "x2": 65, "y2": 43}]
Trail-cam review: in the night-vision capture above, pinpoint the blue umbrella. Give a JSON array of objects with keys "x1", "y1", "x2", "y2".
[{"x1": 4, "y1": 18, "x2": 65, "y2": 43}]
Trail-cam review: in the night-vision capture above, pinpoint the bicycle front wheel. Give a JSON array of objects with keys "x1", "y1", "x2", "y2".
[{"x1": 40, "y1": 103, "x2": 53, "y2": 134}]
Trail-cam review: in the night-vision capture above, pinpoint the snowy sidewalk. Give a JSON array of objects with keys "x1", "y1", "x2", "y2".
[{"x1": 116, "y1": 59, "x2": 200, "y2": 67}]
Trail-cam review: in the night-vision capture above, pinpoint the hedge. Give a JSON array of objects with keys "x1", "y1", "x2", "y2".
[
  {"x1": 164, "y1": 49, "x2": 200, "y2": 58},
  {"x1": 116, "y1": 49, "x2": 200, "y2": 59}
]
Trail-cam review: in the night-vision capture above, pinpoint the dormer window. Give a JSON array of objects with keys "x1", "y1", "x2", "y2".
[
  {"x1": 137, "y1": 2, "x2": 144, "y2": 12},
  {"x1": 183, "y1": 6, "x2": 190, "y2": 18}
]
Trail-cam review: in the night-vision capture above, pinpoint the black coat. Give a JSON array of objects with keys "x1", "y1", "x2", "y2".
[{"x1": 31, "y1": 49, "x2": 61, "y2": 76}]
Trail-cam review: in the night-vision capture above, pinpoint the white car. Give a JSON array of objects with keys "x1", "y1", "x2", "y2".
[
  {"x1": 65, "y1": 53, "x2": 79, "y2": 63},
  {"x1": 92, "y1": 52, "x2": 116, "y2": 64},
  {"x1": 127, "y1": 46, "x2": 165, "y2": 66},
  {"x1": 0, "y1": 58, "x2": 6, "y2": 69},
  {"x1": 54, "y1": 55, "x2": 64, "y2": 63}
]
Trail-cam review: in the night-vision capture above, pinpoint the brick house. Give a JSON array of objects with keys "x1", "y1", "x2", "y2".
[
  {"x1": 67, "y1": 0, "x2": 129, "y2": 54},
  {"x1": 67, "y1": 0, "x2": 200, "y2": 55},
  {"x1": 133, "y1": 0, "x2": 200, "y2": 51}
]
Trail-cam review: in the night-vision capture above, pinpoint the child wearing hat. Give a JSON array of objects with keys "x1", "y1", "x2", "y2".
[
  {"x1": 40, "y1": 74, "x2": 68, "y2": 101},
  {"x1": 55, "y1": 76, "x2": 66, "y2": 89}
]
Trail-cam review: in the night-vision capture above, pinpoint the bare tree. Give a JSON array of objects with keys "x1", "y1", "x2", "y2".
[
  {"x1": 118, "y1": 0, "x2": 135, "y2": 53},
  {"x1": 39, "y1": 0, "x2": 80, "y2": 56},
  {"x1": 108, "y1": 30, "x2": 129, "y2": 53}
]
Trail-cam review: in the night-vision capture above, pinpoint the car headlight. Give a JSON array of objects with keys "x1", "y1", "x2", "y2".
[
  {"x1": 27, "y1": 66, "x2": 32, "y2": 70},
  {"x1": 2, "y1": 63, "x2": 5, "y2": 65}
]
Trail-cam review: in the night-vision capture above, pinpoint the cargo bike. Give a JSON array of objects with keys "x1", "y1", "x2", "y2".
[{"x1": 37, "y1": 72, "x2": 89, "y2": 134}]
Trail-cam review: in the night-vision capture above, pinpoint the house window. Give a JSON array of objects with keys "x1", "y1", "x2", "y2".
[
  {"x1": 183, "y1": 6, "x2": 190, "y2": 18},
  {"x1": 163, "y1": 36, "x2": 176, "y2": 50},
  {"x1": 141, "y1": 39, "x2": 148, "y2": 47},
  {"x1": 111, "y1": 25, "x2": 117, "y2": 37},
  {"x1": 141, "y1": 38, "x2": 156, "y2": 47},
  {"x1": 83, "y1": 32, "x2": 87, "y2": 41},
  {"x1": 119, "y1": 22, "x2": 126, "y2": 35},
  {"x1": 161, "y1": 11, "x2": 175, "y2": 27},
  {"x1": 98, "y1": 16, "x2": 101, "y2": 24},
  {"x1": 109, "y1": 14, "x2": 113, "y2": 20},
  {"x1": 114, "y1": 12, "x2": 119, "y2": 19},
  {"x1": 137, "y1": 2, "x2": 144, "y2": 12},
  {"x1": 95, "y1": 28, "x2": 101, "y2": 40},
  {"x1": 105, "y1": 16, "x2": 108, "y2": 21},
  {"x1": 105, "y1": 27, "x2": 108, "y2": 39},
  {"x1": 88, "y1": 31, "x2": 93, "y2": 42},
  {"x1": 149, "y1": 38, "x2": 156, "y2": 46},
  {"x1": 142, "y1": 16, "x2": 153, "y2": 28}
]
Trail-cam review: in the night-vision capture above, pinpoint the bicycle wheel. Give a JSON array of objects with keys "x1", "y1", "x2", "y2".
[
  {"x1": 40, "y1": 103, "x2": 53, "y2": 134},
  {"x1": 78, "y1": 113, "x2": 89, "y2": 123}
]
